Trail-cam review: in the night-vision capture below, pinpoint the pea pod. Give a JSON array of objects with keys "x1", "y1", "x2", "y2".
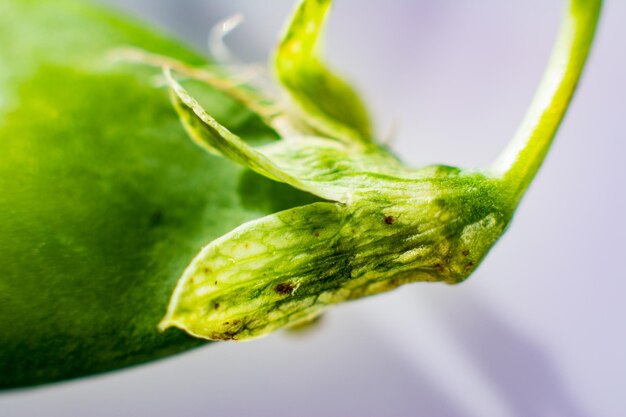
[
  {"x1": 0, "y1": 0, "x2": 313, "y2": 388},
  {"x1": 0, "y1": 0, "x2": 601, "y2": 388}
]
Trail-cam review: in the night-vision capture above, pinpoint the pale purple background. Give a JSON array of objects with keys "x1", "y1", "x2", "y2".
[{"x1": 2, "y1": 1, "x2": 624, "y2": 416}]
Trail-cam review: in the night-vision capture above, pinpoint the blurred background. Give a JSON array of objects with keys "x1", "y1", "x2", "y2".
[{"x1": 2, "y1": 1, "x2": 624, "y2": 416}]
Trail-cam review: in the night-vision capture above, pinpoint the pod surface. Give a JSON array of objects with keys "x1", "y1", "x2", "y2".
[{"x1": 0, "y1": 0, "x2": 308, "y2": 388}]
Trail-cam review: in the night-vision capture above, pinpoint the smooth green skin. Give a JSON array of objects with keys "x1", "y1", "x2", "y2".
[{"x1": 0, "y1": 0, "x2": 313, "y2": 389}]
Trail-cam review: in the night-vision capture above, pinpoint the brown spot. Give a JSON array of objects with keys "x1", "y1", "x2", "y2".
[
  {"x1": 435, "y1": 263, "x2": 445, "y2": 273},
  {"x1": 203, "y1": 267, "x2": 211, "y2": 274},
  {"x1": 465, "y1": 261, "x2": 475, "y2": 271},
  {"x1": 384, "y1": 215, "x2": 395, "y2": 225},
  {"x1": 244, "y1": 242, "x2": 250, "y2": 249},
  {"x1": 275, "y1": 282, "x2": 295, "y2": 295},
  {"x1": 314, "y1": 231, "x2": 320, "y2": 237},
  {"x1": 462, "y1": 249, "x2": 470, "y2": 257},
  {"x1": 214, "y1": 303, "x2": 220, "y2": 310},
  {"x1": 214, "y1": 281, "x2": 218, "y2": 285},
  {"x1": 225, "y1": 321, "x2": 230, "y2": 325}
]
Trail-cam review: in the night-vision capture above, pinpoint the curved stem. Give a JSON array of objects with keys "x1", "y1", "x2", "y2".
[{"x1": 491, "y1": 0, "x2": 601, "y2": 207}]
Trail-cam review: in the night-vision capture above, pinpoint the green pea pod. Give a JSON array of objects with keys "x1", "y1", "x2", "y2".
[
  {"x1": 0, "y1": 0, "x2": 313, "y2": 388},
  {"x1": 0, "y1": 0, "x2": 601, "y2": 388}
]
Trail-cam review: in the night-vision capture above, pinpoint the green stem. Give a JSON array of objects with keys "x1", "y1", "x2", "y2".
[{"x1": 492, "y1": 0, "x2": 601, "y2": 207}]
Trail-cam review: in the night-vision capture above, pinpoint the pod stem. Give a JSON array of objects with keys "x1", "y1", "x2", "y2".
[{"x1": 492, "y1": 0, "x2": 602, "y2": 207}]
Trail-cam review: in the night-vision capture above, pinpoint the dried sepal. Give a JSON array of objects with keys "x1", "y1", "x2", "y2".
[{"x1": 160, "y1": 0, "x2": 601, "y2": 341}]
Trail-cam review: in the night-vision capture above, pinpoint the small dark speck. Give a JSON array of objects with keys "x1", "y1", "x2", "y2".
[
  {"x1": 275, "y1": 282, "x2": 295, "y2": 295},
  {"x1": 214, "y1": 303, "x2": 220, "y2": 310},
  {"x1": 225, "y1": 321, "x2": 230, "y2": 325},
  {"x1": 465, "y1": 261, "x2": 475, "y2": 271},
  {"x1": 314, "y1": 231, "x2": 320, "y2": 237},
  {"x1": 462, "y1": 249, "x2": 470, "y2": 257},
  {"x1": 384, "y1": 215, "x2": 395, "y2": 225},
  {"x1": 214, "y1": 281, "x2": 218, "y2": 285},
  {"x1": 149, "y1": 210, "x2": 163, "y2": 226}
]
